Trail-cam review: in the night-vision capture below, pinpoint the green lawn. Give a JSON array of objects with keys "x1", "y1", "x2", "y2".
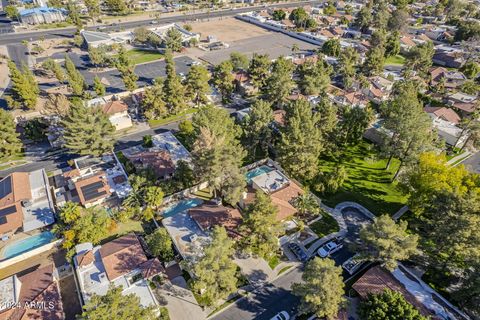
[
  {"x1": 124, "y1": 49, "x2": 163, "y2": 65},
  {"x1": 100, "y1": 219, "x2": 144, "y2": 244},
  {"x1": 385, "y1": 55, "x2": 406, "y2": 66},
  {"x1": 148, "y1": 108, "x2": 197, "y2": 128},
  {"x1": 267, "y1": 255, "x2": 280, "y2": 269},
  {"x1": 317, "y1": 141, "x2": 407, "y2": 216},
  {"x1": 308, "y1": 211, "x2": 340, "y2": 238}
]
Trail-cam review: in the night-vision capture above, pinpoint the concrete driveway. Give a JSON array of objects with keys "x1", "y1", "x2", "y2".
[{"x1": 156, "y1": 276, "x2": 206, "y2": 320}]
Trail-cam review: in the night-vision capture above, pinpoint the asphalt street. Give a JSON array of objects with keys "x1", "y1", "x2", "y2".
[
  {"x1": 212, "y1": 266, "x2": 303, "y2": 320},
  {"x1": 0, "y1": 0, "x2": 322, "y2": 45},
  {"x1": 462, "y1": 151, "x2": 480, "y2": 174}
]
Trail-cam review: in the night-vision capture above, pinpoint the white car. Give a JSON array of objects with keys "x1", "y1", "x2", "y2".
[
  {"x1": 317, "y1": 241, "x2": 343, "y2": 258},
  {"x1": 271, "y1": 311, "x2": 290, "y2": 320}
]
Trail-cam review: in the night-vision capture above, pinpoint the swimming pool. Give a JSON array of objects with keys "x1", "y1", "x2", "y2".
[
  {"x1": 245, "y1": 165, "x2": 274, "y2": 184},
  {"x1": 1, "y1": 231, "x2": 56, "y2": 260},
  {"x1": 161, "y1": 198, "x2": 204, "y2": 218}
]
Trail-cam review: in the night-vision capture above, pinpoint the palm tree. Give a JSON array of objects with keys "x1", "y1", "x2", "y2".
[
  {"x1": 294, "y1": 188, "x2": 320, "y2": 218},
  {"x1": 291, "y1": 44, "x2": 300, "y2": 56}
]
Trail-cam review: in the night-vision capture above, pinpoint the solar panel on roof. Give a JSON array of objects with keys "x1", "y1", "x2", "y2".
[
  {"x1": 0, "y1": 176, "x2": 12, "y2": 199},
  {"x1": 0, "y1": 216, "x2": 6, "y2": 225},
  {"x1": 80, "y1": 181, "x2": 107, "y2": 202},
  {"x1": 0, "y1": 205, "x2": 17, "y2": 217}
]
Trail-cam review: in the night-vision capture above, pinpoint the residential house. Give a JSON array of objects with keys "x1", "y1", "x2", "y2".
[
  {"x1": 425, "y1": 106, "x2": 467, "y2": 148},
  {"x1": 54, "y1": 155, "x2": 132, "y2": 208},
  {"x1": 362, "y1": 76, "x2": 394, "y2": 104},
  {"x1": 353, "y1": 265, "x2": 470, "y2": 320},
  {"x1": 121, "y1": 131, "x2": 192, "y2": 180},
  {"x1": 19, "y1": 7, "x2": 66, "y2": 25},
  {"x1": 0, "y1": 265, "x2": 65, "y2": 320},
  {"x1": 74, "y1": 233, "x2": 163, "y2": 308},
  {"x1": 125, "y1": 151, "x2": 176, "y2": 180},
  {"x1": 429, "y1": 67, "x2": 466, "y2": 90},
  {"x1": 101, "y1": 100, "x2": 133, "y2": 131},
  {"x1": 400, "y1": 36, "x2": 417, "y2": 53},
  {"x1": 0, "y1": 169, "x2": 55, "y2": 237},
  {"x1": 446, "y1": 92, "x2": 478, "y2": 116},
  {"x1": 240, "y1": 168, "x2": 304, "y2": 221},
  {"x1": 188, "y1": 203, "x2": 243, "y2": 239},
  {"x1": 432, "y1": 49, "x2": 465, "y2": 68}
]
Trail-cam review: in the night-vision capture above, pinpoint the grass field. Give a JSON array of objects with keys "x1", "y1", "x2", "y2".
[
  {"x1": 148, "y1": 108, "x2": 197, "y2": 128},
  {"x1": 124, "y1": 49, "x2": 163, "y2": 65},
  {"x1": 385, "y1": 54, "x2": 406, "y2": 66},
  {"x1": 308, "y1": 211, "x2": 340, "y2": 238},
  {"x1": 317, "y1": 141, "x2": 407, "y2": 216}
]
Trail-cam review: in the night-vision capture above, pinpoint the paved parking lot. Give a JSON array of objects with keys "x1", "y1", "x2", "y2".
[{"x1": 200, "y1": 32, "x2": 318, "y2": 65}]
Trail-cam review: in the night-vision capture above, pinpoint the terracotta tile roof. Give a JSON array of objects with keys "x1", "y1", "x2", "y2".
[
  {"x1": 424, "y1": 106, "x2": 461, "y2": 124},
  {"x1": 99, "y1": 233, "x2": 148, "y2": 281},
  {"x1": 164, "y1": 263, "x2": 183, "y2": 280},
  {"x1": 400, "y1": 36, "x2": 416, "y2": 47},
  {"x1": 75, "y1": 250, "x2": 95, "y2": 267},
  {"x1": 368, "y1": 86, "x2": 384, "y2": 98},
  {"x1": 452, "y1": 102, "x2": 477, "y2": 113},
  {"x1": 74, "y1": 172, "x2": 111, "y2": 206},
  {"x1": 0, "y1": 173, "x2": 31, "y2": 234},
  {"x1": 319, "y1": 29, "x2": 335, "y2": 38},
  {"x1": 352, "y1": 266, "x2": 433, "y2": 318},
  {"x1": 139, "y1": 258, "x2": 165, "y2": 279},
  {"x1": 345, "y1": 91, "x2": 368, "y2": 105},
  {"x1": 102, "y1": 100, "x2": 128, "y2": 115},
  {"x1": 0, "y1": 173, "x2": 31, "y2": 208},
  {"x1": 188, "y1": 203, "x2": 243, "y2": 238},
  {"x1": 234, "y1": 71, "x2": 249, "y2": 83},
  {"x1": 270, "y1": 182, "x2": 303, "y2": 221},
  {"x1": 125, "y1": 151, "x2": 175, "y2": 178},
  {"x1": 2, "y1": 265, "x2": 65, "y2": 320},
  {"x1": 417, "y1": 33, "x2": 431, "y2": 42}
]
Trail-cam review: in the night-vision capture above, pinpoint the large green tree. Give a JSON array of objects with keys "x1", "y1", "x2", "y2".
[
  {"x1": 146, "y1": 228, "x2": 174, "y2": 261},
  {"x1": 293, "y1": 258, "x2": 345, "y2": 319},
  {"x1": 264, "y1": 56, "x2": 295, "y2": 107},
  {"x1": 338, "y1": 106, "x2": 374, "y2": 145},
  {"x1": 192, "y1": 226, "x2": 238, "y2": 306},
  {"x1": 405, "y1": 42, "x2": 435, "y2": 78},
  {"x1": 0, "y1": 109, "x2": 22, "y2": 159},
  {"x1": 165, "y1": 27, "x2": 183, "y2": 52},
  {"x1": 358, "y1": 215, "x2": 419, "y2": 271},
  {"x1": 104, "y1": 0, "x2": 128, "y2": 14},
  {"x1": 248, "y1": 53, "x2": 271, "y2": 91},
  {"x1": 7, "y1": 60, "x2": 39, "y2": 110},
  {"x1": 322, "y1": 38, "x2": 341, "y2": 57},
  {"x1": 242, "y1": 99, "x2": 273, "y2": 159},
  {"x1": 62, "y1": 103, "x2": 115, "y2": 156},
  {"x1": 297, "y1": 59, "x2": 331, "y2": 96},
  {"x1": 79, "y1": 285, "x2": 157, "y2": 320},
  {"x1": 65, "y1": 55, "x2": 86, "y2": 96},
  {"x1": 338, "y1": 47, "x2": 359, "y2": 89},
  {"x1": 185, "y1": 65, "x2": 211, "y2": 105},
  {"x1": 229, "y1": 52, "x2": 249, "y2": 71},
  {"x1": 163, "y1": 51, "x2": 186, "y2": 113},
  {"x1": 191, "y1": 106, "x2": 246, "y2": 204},
  {"x1": 380, "y1": 80, "x2": 437, "y2": 180},
  {"x1": 142, "y1": 81, "x2": 167, "y2": 120},
  {"x1": 212, "y1": 60, "x2": 235, "y2": 103},
  {"x1": 359, "y1": 289, "x2": 429, "y2": 320},
  {"x1": 278, "y1": 99, "x2": 323, "y2": 181},
  {"x1": 240, "y1": 190, "x2": 282, "y2": 260}
]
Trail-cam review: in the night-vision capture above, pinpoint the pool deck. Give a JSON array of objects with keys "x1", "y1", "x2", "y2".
[{"x1": 0, "y1": 230, "x2": 44, "y2": 251}]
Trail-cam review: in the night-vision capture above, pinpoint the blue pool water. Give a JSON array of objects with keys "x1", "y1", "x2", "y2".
[
  {"x1": 1, "y1": 231, "x2": 56, "y2": 260},
  {"x1": 162, "y1": 198, "x2": 204, "y2": 218},
  {"x1": 245, "y1": 165, "x2": 274, "y2": 184}
]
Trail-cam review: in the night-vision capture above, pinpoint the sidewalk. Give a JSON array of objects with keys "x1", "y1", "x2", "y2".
[{"x1": 447, "y1": 150, "x2": 471, "y2": 166}]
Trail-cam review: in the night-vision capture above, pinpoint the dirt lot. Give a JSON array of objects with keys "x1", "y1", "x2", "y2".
[
  {"x1": 190, "y1": 17, "x2": 270, "y2": 42},
  {"x1": 59, "y1": 275, "x2": 83, "y2": 319}
]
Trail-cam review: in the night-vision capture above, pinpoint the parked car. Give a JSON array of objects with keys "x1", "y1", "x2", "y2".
[
  {"x1": 288, "y1": 243, "x2": 308, "y2": 262},
  {"x1": 342, "y1": 254, "x2": 364, "y2": 275},
  {"x1": 317, "y1": 240, "x2": 343, "y2": 258},
  {"x1": 271, "y1": 311, "x2": 290, "y2": 320}
]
